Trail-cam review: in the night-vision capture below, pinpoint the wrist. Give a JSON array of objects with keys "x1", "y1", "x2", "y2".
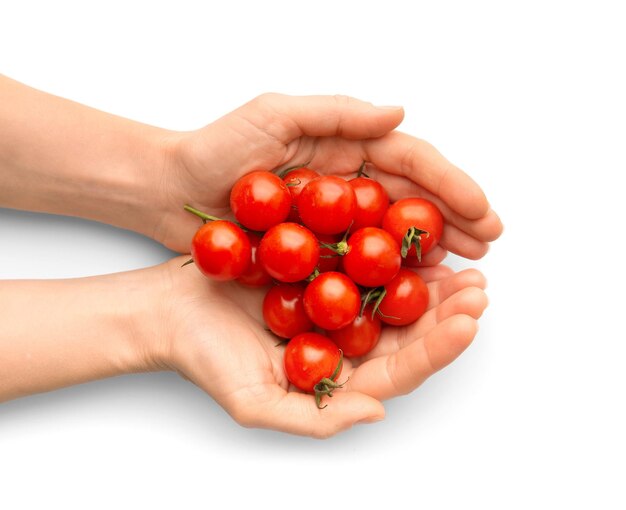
[{"x1": 117, "y1": 262, "x2": 175, "y2": 374}]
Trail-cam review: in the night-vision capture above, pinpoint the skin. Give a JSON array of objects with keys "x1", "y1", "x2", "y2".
[{"x1": 0, "y1": 75, "x2": 502, "y2": 437}]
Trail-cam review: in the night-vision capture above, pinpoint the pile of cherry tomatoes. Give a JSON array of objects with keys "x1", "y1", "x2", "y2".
[{"x1": 185, "y1": 165, "x2": 443, "y2": 408}]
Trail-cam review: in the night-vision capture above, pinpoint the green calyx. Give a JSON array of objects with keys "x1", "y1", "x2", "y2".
[
  {"x1": 401, "y1": 226, "x2": 430, "y2": 262},
  {"x1": 360, "y1": 286, "x2": 400, "y2": 321},
  {"x1": 314, "y1": 351, "x2": 347, "y2": 409}
]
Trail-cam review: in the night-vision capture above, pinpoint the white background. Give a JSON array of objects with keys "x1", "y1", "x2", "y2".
[{"x1": 1, "y1": 1, "x2": 625, "y2": 508}]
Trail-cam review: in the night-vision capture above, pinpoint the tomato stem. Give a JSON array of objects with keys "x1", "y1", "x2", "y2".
[
  {"x1": 181, "y1": 258, "x2": 194, "y2": 268},
  {"x1": 314, "y1": 351, "x2": 347, "y2": 409},
  {"x1": 278, "y1": 161, "x2": 312, "y2": 179},
  {"x1": 184, "y1": 204, "x2": 247, "y2": 230},
  {"x1": 285, "y1": 178, "x2": 301, "y2": 188},
  {"x1": 356, "y1": 160, "x2": 369, "y2": 178}
]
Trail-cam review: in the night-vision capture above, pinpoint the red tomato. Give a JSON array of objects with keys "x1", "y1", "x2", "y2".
[
  {"x1": 378, "y1": 268, "x2": 429, "y2": 326},
  {"x1": 230, "y1": 170, "x2": 292, "y2": 231},
  {"x1": 382, "y1": 198, "x2": 444, "y2": 260},
  {"x1": 303, "y1": 272, "x2": 360, "y2": 330},
  {"x1": 282, "y1": 167, "x2": 320, "y2": 222},
  {"x1": 237, "y1": 232, "x2": 272, "y2": 287},
  {"x1": 262, "y1": 283, "x2": 313, "y2": 338},
  {"x1": 349, "y1": 177, "x2": 389, "y2": 230},
  {"x1": 316, "y1": 233, "x2": 341, "y2": 273},
  {"x1": 283, "y1": 332, "x2": 342, "y2": 393},
  {"x1": 297, "y1": 176, "x2": 356, "y2": 235},
  {"x1": 342, "y1": 227, "x2": 401, "y2": 287},
  {"x1": 258, "y1": 223, "x2": 320, "y2": 282},
  {"x1": 328, "y1": 304, "x2": 381, "y2": 357},
  {"x1": 191, "y1": 221, "x2": 251, "y2": 280}
]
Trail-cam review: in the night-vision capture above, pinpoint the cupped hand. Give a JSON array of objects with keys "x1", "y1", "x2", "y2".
[
  {"x1": 157, "y1": 257, "x2": 488, "y2": 438},
  {"x1": 155, "y1": 94, "x2": 502, "y2": 260}
]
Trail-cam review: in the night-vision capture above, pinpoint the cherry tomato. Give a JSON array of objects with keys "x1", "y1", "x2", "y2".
[
  {"x1": 191, "y1": 221, "x2": 251, "y2": 280},
  {"x1": 349, "y1": 177, "x2": 389, "y2": 230},
  {"x1": 283, "y1": 332, "x2": 342, "y2": 393},
  {"x1": 258, "y1": 223, "x2": 320, "y2": 282},
  {"x1": 382, "y1": 198, "x2": 444, "y2": 260},
  {"x1": 262, "y1": 283, "x2": 313, "y2": 338},
  {"x1": 282, "y1": 167, "x2": 320, "y2": 222},
  {"x1": 303, "y1": 272, "x2": 360, "y2": 330},
  {"x1": 328, "y1": 304, "x2": 381, "y2": 358},
  {"x1": 377, "y1": 268, "x2": 429, "y2": 326},
  {"x1": 342, "y1": 227, "x2": 401, "y2": 287},
  {"x1": 297, "y1": 175, "x2": 356, "y2": 235},
  {"x1": 316, "y1": 233, "x2": 341, "y2": 273},
  {"x1": 237, "y1": 232, "x2": 272, "y2": 287},
  {"x1": 230, "y1": 170, "x2": 292, "y2": 231}
]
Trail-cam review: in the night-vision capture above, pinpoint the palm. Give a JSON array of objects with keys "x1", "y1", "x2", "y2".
[{"x1": 164, "y1": 257, "x2": 488, "y2": 437}]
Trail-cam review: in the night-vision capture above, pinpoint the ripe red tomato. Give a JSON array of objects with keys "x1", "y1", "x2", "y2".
[
  {"x1": 297, "y1": 176, "x2": 356, "y2": 235},
  {"x1": 316, "y1": 233, "x2": 341, "y2": 273},
  {"x1": 237, "y1": 232, "x2": 272, "y2": 287},
  {"x1": 328, "y1": 304, "x2": 381, "y2": 358},
  {"x1": 262, "y1": 283, "x2": 313, "y2": 338},
  {"x1": 342, "y1": 227, "x2": 401, "y2": 287},
  {"x1": 258, "y1": 223, "x2": 320, "y2": 282},
  {"x1": 282, "y1": 167, "x2": 320, "y2": 222},
  {"x1": 283, "y1": 332, "x2": 342, "y2": 393},
  {"x1": 382, "y1": 198, "x2": 444, "y2": 260},
  {"x1": 230, "y1": 170, "x2": 292, "y2": 231},
  {"x1": 191, "y1": 221, "x2": 251, "y2": 280},
  {"x1": 303, "y1": 272, "x2": 360, "y2": 330},
  {"x1": 377, "y1": 268, "x2": 429, "y2": 326},
  {"x1": 349, "y1": 177, "x2": 390, "y2": 230}
]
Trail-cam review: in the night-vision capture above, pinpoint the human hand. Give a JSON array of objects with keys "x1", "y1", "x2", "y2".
[
  {"x1": 153, "y1": 257, "x2": 488, "y2": 438},
  {"x1": 153, "y1": 94, "x2": 502, "y2": 260}
]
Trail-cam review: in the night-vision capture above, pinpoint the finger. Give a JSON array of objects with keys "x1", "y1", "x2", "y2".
[
  {"x1": 439, "y1": 223, "x2": 490, "y2": 260},
  {"x1": 428, "y1": 268, "x2": 487, "y2": 307},
  {"x1": 411, "y1": 264, "x2": 454, "y2": 282},
  {"x1": 347, "y1": 314, "x2": 478, "y2": 401},
  {"x1": 233, "y1": 386, "x2": 385, "y2": 439},
  {"x1": 365, "y1": 165, "x2": 503, "y2": 243},
  {"x1": 239, "y1": 93, "x2": 405, "y2": 142},
  {"x1": 364, "y1": 132, "x2": 490, "y2": 220},
  {"x1": 362, "y1": 287, "x2": 488, "y2": 360}
]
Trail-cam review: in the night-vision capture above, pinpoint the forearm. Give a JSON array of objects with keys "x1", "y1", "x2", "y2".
[
  {"x1": 0, "y1": 266, "x2": 166, "y2": 402},
  {"x1": 0, "y1": 75, "x2": 174, "y2": 239}
]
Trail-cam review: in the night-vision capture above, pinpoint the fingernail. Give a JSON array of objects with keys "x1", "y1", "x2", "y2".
[{"x1": 374, "y1": 105, "x2": 403, "y2": 110}]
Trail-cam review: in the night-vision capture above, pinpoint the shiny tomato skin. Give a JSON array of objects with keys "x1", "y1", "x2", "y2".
[
  {"x1": 262, "y1": 283, "x2": 313, "y2": 338},
  {"x1": 382, "y1": 198, "x2": 444, "y2": 257},
  {"x1": 237, "y1": 232, "x2": 272, "y2": 287},
  {"x1": 328, "y1": 304, "x2": 381, "y2": 358},
  {"x1": 349, "y1": 177, "x2": 390, "y2": 230},
  {"x1": 342, "y1": 227, "x2": 401, "y2": 287},
  {"x1": 303, "y1": 272, "x2": 360, "y2": 330},
  {"x1": 230, "y1": 170, "x2": 292, "y2": 231},
  {"x1": 283, "y1": 168, "x2": 320, "y2": 223},
  {"x1": 191, "y1": 221, "x2": 251, "y2": 281},
  {"x1": 378, "y1": 268, "x2": 429, "y2": 326},
  {"x1": 297, "y1": 176, "x2": 356, "y2": 235},
  {"x1": 316, "y1": 233, "x2": 341, "y2": 273},
  {"x1": 258, "y1": 223, "x2": 320, "y2": 282},
  {"x1": 283, "y1": 332, "x2": 342, "y2": 393}
]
